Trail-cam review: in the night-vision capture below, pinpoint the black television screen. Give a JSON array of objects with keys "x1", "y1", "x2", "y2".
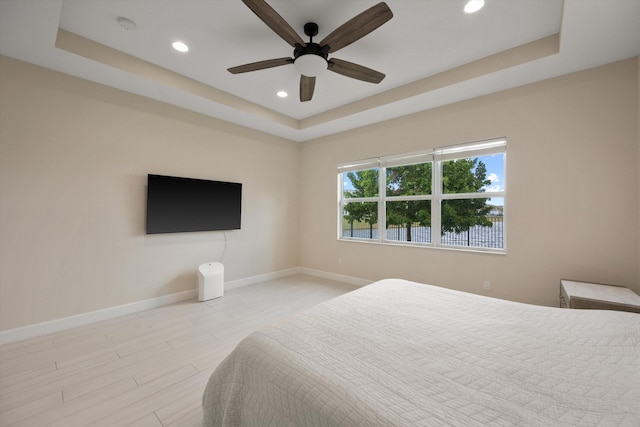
[{"x1": 146, "y1": 174, "x2": 242, "y2": 234}]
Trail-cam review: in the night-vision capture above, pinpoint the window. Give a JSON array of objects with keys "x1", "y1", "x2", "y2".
[
  {"x1": 338, "y1": 138, "x2": 506, "y2": 252},
  {"x1": 341, "y1": 162, "x2": 380, "y2": 240}
]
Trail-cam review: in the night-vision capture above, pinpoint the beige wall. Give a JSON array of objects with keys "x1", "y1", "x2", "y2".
[
  {"x1": 0, "y1": 56, "x2": 300, "y2": 331},
  {"x1": 1, "y1": 55, "x2": 638, "y2": 332},
  {"x1": 300, "y1": 58, "x2": 640, "y2": 306}
]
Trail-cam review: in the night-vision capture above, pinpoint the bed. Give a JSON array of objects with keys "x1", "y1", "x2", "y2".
[{"x1": 202, "y1": 278, "x2": 640, "y2": 426}]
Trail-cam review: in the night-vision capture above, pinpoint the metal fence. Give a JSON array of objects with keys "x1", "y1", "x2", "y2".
[{"x1": 342, "y1": 216, "x2": 504, "y2": 249}]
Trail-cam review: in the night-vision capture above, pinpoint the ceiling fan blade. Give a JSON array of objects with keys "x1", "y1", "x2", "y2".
[
  {"x1": 319, "y1": 2, "x2": 393, "y2": 53},
  {"x1": 300, "y1": 75, "x2": 315, "y2": 102},
  {"x1": 227, "y1": 57, "x2": 293, "y2": 74},
  {"x1": 328, "y1": 58, "x2": 385, "y2": 84},
  {"x1": 241, "y1": 0, "x2": 305, "y2": 47}
]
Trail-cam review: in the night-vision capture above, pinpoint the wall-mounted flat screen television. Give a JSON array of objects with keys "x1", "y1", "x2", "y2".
[{"x1": 146, "y1": 174, "x2": 242, "y2": 234}]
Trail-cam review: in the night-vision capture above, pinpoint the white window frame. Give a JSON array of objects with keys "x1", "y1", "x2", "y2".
[
  {"x1": 338, "y1": 158, "x2": 381, "y2": 241},
  {"x1": 338, "y1": 138, "x2": 506, "y2": 253}
]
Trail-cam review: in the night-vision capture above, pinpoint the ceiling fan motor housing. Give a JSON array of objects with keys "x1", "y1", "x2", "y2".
[
  {"x1": 295, "y1": 22, "x2": 330, "y2": 60},
  {"x1": 293, "y1": 42, "x2": 329, "y2": 61}
]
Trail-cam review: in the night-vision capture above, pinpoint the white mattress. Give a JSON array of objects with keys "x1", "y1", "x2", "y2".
[{"x1": 202, "y1": 279, "x2": 640, "y2": 426}]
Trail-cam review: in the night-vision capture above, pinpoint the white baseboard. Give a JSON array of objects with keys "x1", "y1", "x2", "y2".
[
  {"x1": 0, "y1": 267, "x2": 366, "y2": 345},
  {"x1": 224, "y1": 267, "x2": 300, "y2": 290},
  {"x1": 0, "y1": 289, "x2": 197, "y2": 345},
  {"x1": 297, "y1": 267, "x2": 372, "y2": 287}
]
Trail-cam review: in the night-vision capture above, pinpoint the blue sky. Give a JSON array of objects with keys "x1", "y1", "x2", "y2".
[{"x1": 477, "y1": 153, "x2": 505, "y2": 206}]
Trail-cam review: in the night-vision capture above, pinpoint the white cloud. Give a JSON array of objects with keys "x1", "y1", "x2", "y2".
[
  {"x1": 484, "y1": 184, "x2": 504, "y2": 193},
  {"x1": 487, "y1": 173, "x2": 500, "y2": 183}
]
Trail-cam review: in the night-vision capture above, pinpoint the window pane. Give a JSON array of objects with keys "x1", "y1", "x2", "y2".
[
  {"x1": 342, "y1": 202, "x2": 378, "y2": 239},
  {"x1": 343, "y1": 168, "x2": 379, "y2": 199},
  {"x1": 386, "y1": 200, "x2": 431, "y2": 243},
  {"x1": 441, "y1": 199, "x2": 503, "y2": 249},
  {"x1": 386, "y1": 163, "x2": 432, "y2": 196},
  {"x1": 442, "y1": 153, "x2": 504, "y2": 195}
]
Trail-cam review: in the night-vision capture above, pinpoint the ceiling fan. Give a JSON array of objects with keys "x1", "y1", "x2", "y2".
[{"x1": 228, "y1": 0, "x2": 393, "y2": 102}]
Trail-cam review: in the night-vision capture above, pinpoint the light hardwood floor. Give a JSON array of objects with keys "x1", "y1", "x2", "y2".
[{"x1": 0, "y1": 275, "x2": 357, "y2": 427}]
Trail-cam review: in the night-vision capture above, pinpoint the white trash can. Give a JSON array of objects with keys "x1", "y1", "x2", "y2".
[{"x1": 197, "y1": 262, "x2": 224, "y2": 301}]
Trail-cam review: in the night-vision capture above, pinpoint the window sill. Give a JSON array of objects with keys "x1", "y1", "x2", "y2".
[{"x1": 338, "y1": 237, "x2": 506, "y2": 255}]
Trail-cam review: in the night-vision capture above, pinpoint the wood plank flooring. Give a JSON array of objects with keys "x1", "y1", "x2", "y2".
[{"x1": 0, "y1": 275, "x2": 357, "y2": 426}]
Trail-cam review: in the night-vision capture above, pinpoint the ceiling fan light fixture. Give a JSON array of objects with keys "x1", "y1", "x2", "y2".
[
  {"x1": 294, "y1": 54, "x2": 328, "y2": 77},
  {"x1": 464, "y1": 0, "x2": 485, "y2": 14}
]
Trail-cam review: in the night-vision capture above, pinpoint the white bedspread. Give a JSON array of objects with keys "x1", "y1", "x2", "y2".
[{"x1": 202, "y1": 279, "x2": 640, "y2": 426}]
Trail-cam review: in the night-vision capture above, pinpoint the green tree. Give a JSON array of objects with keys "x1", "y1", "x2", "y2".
[
  {"x1": 386, "y1": 163, "x2": 432, "y2": 241},
  {"x1": 344, "y1": 169, "x2": 378, "y2": 227},
  {"x1": 441, "y1": 158, "x2": 492, "y2": 233},
  {"x1": 344, "y1": 159, "x2": 492, "y2": 241}
]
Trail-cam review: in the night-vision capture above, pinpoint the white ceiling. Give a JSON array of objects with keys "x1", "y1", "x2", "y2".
[{"x1": 1, "y1": 0, "x2": 639, "y2": 142}]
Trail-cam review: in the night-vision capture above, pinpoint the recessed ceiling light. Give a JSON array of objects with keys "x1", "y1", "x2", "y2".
[
  {"x1": 464, "y1": 0, "x2": 485, "y2": 14},
  {"x1": 172, "y1": 41, "x2": 189, "y2": 53},
  {"x1": 277, "y1": 91, "x2": 288, "y2": 98}
]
